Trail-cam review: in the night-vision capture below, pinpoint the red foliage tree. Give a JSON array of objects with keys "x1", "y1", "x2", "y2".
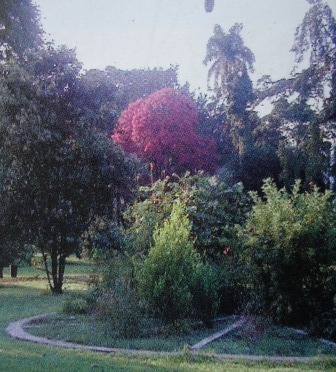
[{"x1": 112, "y1": 88, "x2": 218, "y2": 178}]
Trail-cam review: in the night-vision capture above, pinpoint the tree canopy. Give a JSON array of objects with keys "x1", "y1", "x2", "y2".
[
  {"x1": 0, "y1": 45, "x2": 134, "y2": 293},
  {"x1": 112, "y1": 88, "x2": 219, "y2": 180},
  {"x1": 204, "y1": 23, "x2": 255, "y2": 158},
  {"x1": 76, "y1": 66, "x2": 178, "y2": 136},
  {"x1": 0, "y1": 0, "x2": 43, "y2": 59}
]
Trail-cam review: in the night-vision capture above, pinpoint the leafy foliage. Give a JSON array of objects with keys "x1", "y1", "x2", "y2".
[
  {"x1": 252, "y1": 1, "x2": 336, "y2": 192},
  {"x1": 92, "y1": 254, "x2": 146, "y2": 338},
  {"x1": 136, "y1": 203, "x2": 219, "y2": 325},
  {"x1": 0, "y1": 0, "x2": 43, "y2": 60},
  {"x1": 112, "y1": 88, "x2": 219, "y2": 179},
  {"x1": 0, "y1": 46, "x2": 134, "y2": 293},
  {"x1": 76, "y1": 66, "x2": 178, "y2": 136},
  {"x1": 124, "y1": 173, "x2": 248, "y2": 259},
  {"x1": 275, "y1": 100, "x2": 330, "y2": 190},
  {"x1": 240, "y1": 179, "x2": 336, "y2": 328},
  {"x1": 203, "y1": 23, "x2": 265, "y2": 193},
  {"x1": 204, "y1": 23, "x2": 254, "y2": 104},
  {"x1": 82, "y1": 217, "x2": 125, "y2": 261},
  {"x1": 191, "y1": 262, "x2": 220, "y2": 327},
  {"x1": 104, "y1": 66, "x2": 178, "y2": 110},
  {"x1": 136, "y1": 203, "x2": 197, "y2": 323}
]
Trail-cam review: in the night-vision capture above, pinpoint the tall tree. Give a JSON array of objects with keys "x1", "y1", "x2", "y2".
[
  {"x1": 105, "y1": 66, "x2": 178, "y2": 109},
  {"x1": 255, "y1": 0, "x2": 335, "y2": 111},
  {"x1": 112, "y1": 88, "x2": 218, "y2": 180},
  {"x1": 277, "y1": 99, "x2": 330, "y2": 190},
  {"x1": 204, "y1": 23, "x2": 255, "y2": 157},
  {"x1": 0, "y1": 0, "x2": 43, "y2": 59},
  {"x1": 254, "y1": 0, "x2": 336, "y2": 190},
  {"x1": 292, "y1": 0, "x2": 336, "y2": 104},
  {"x1": 76, "y1": 66, "x2": 178, "y2": 136},
  {"x1": 292, "y1": 0, "x2": 336, "y2": 187},
  {"x1": 0, "y1": 46, "x2": 134, "y2": 293},
  {"x1": 196, "y1": 94, "x2": 233, "y2": 166}
]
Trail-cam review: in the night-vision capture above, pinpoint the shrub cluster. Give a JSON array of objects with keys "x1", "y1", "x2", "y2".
[
  {"x1": 85, "y1": 203, "x2": 220, "y2": 337},
  {"x1": 76, "y1": 176, "x2": 336, "y2": 340},
  {"x1": 240, "y1": 179, "x2": 336, "y2": 336}
]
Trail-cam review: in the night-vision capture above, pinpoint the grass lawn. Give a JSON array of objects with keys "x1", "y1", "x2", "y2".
[
  {"x1": 202, "y1": 319, "x2": 336, "y2": 357},
  {"x1": 1, "y1": 255, "x2": 94, "y2": 279},
  {"x1": 0, "y1": 257, "x2": 335, "y2": 371},
  {"x1": 27, "y1": 311, "x2": 336, "y2": 357},
  {"x1": 25, "y1": 314, "x2": 235, "y2": 351}
]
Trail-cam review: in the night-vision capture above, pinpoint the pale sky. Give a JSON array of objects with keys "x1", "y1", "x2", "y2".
[{"x1": 34, "y1": 0, "x2": 336, "y2": 94}]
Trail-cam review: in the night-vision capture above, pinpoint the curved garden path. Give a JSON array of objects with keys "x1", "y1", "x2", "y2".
[{"x1": 6, "y1": 313, "x2": 336, "y2": 363}]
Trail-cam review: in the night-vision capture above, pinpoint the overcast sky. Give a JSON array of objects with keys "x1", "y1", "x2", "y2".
[{"x1": 34, "y1": 0, "x2": 336, "y2": 94}]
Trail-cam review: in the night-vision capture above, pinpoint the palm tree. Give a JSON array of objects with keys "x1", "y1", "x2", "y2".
[
  {"x1": 204, "y1": 23, "x2": 255, "y2": 105},
  {"x1": 204, "y1": 24, "x2": 255, "y2": 156}
]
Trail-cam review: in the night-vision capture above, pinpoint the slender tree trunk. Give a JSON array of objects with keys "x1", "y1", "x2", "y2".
[
  {"x1": 51, "y1": 248, "x2": 58, "y2": 292},
  {"x1": 10, "y1": 264, "x2": 18, "y2": 278},
  {"x1": 42, "y1": 251, "x2": 53, "y2": 292},
  {"x1": 50, "y1": 247, "x2": 65, "y2": 294},
  {"x1": 55, "y1": 254, "x2": 66, "y2": 294}
]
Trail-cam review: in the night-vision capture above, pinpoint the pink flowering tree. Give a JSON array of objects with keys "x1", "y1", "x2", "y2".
[{"x1": 112, "y1": 88, "x2": 218, "y2": 180}]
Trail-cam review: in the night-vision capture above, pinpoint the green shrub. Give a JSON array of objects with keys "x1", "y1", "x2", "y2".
[
  {"x1": 191, "y1": 263, "x2": 220, "y2": 327},
  {"x1": 240, "y1": 179, "x2": 336, "y2": 327},
  {"x1": 63, "y1": 293, "x2": 90, "y2": 315},
  {"x1": 309, "y1": 295, "x2": 336, "y2": 341},
  {"x1": 92, "y1": 254, "x2": 147, "y2": 338},
  {"x1": 136, "y1": 203, "x2": 197, "y2": 323},
  {"x1": 123, "y1": 174, "x2": 248, "y2": 318},
  {"x1": 137, "y1": 202, "x2": 220, "y2": 327},
  {"x1": 94, "y1": 287, "x2": 144, "y2": 338},
  {"x1": 124, "y1": 173, "x2": 249, "y2": 259}
]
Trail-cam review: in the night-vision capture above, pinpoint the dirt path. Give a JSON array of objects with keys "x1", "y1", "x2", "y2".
[{"x1": 5, "y1": 313, "x2": 336, "y2": 363}]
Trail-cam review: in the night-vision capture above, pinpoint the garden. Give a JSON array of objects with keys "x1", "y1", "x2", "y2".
[
  {"x1": 1, "y1": 0, "x2": 336, "y2": 370},
  {"x1": 1, "y1": 259, "x2": 336, "y2": 371}
]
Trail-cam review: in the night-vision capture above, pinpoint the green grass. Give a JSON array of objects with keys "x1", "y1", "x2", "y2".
[
  {"x1": 0, "y1": 261, "x2": 336, "y2": 370},
  {"x1": 28, "y1": 313, "x2": 336, "y2": 357},
  {"x1": 26, "y1": 314, "x2": 234, "y2": 351},
  {"x1": 202, "y1": 319, "x2": 336, "y2": 357},
  {"x1": 1, "y1": 256, "x2": 94, "y2": 279}
]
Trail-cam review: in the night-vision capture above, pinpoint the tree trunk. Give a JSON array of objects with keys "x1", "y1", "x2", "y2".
[
  {"x1": 57, "y1": 254, "x2": 66, "y2": 294},
  {"x1": 42, "y1": 251, "x2": 53, "y2": 292},
  {"x1": 0, "y1": 266, "x2": 3, "y2": 278},
  {"x1": 50, "y1": 248, "x2": 66, "y2": 294},
  {"x1": 51, "y1": 248, "x2": 59, "y2": 293},
  {"x1": 10, "y1": 264, "x2": 18, "y2": 278}
]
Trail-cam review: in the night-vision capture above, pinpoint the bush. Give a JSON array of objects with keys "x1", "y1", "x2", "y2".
[
  {"x1": 124, "y1": 173, "x2": 249, "y2": 259},
  {"x1": 136, "y1": 202, "x2": 220, "y2": 326},
  {"x1": 63, "y1": 293, "x2": 90, "y2": 315},
  {"x1": 240, "y1": 179, "x2": 336, "y2": 327},
  {"x1": 91, "y1": 254, "x2": 147, "y2": 338},
  {"x1": 309, "y1": 295, "x2": 336, "y2": 341},
  {"x1": 191, "y1": 263, "x2": 220, "y2": 327},
  {"x1": 136, "y1": 203, "x2": 196, "y2": 323},
  {"x1": 94, "y1": 286, "x2": 144, "y2": 338}
]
